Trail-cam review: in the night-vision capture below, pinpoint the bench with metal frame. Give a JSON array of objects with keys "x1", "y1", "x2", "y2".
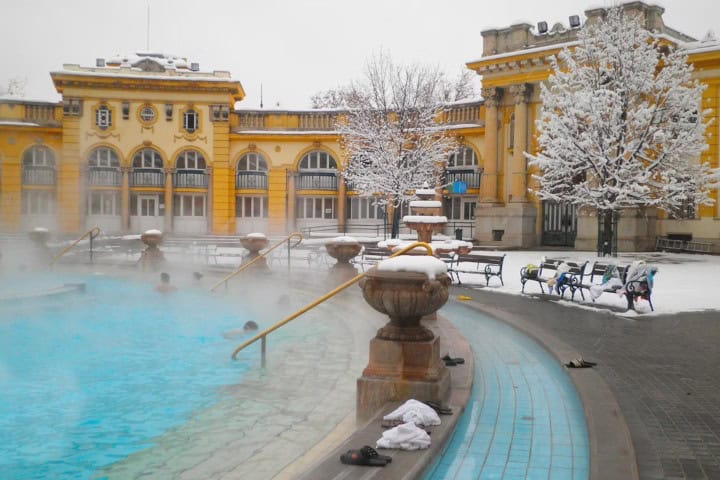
[{"x1": 448, "y1": 253, "x2": 505, "y2": 286}]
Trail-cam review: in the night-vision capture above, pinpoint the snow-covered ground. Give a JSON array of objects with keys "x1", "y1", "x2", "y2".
[{"x1": 449, "y1": 250, "x2": 720, "y2": 317}]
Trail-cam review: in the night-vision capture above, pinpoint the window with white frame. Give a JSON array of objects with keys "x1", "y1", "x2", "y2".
[
  {"x1": 22, "y1": 146, "x2": 55, "y2": 167},
  {"x1": 88, "y1": 191, "x2": 120, "y2": 215},
  {"x1": 235, "y1": 196, "x2": 268, "y2": 218},
  {"x1": 21, "y1": 190, "x2": 55, "y2": 214},
  {"x1": 140, "y1": 105, "x2": 156, "y2": 123},
  {"x1": 132, "y1": 148, "x2": 163, "y2": 168},
  {"x1": 444, "y1": 196, "x2": 476, "y2": 220},
  {"x1": 173, "y1": 194, "x2": 205, "y2": 217},
  {"x1": 88, "y1": 147, "x2": 119, "y2": 168},
  {"x1": 299, "y1": 150, "x2": 337, "y2": 170},
  {"x1": 95, "y1": 105, "x2": 112, "y2": 129},
  {"x1": 448, "y1": 146, "x2": 478, "y2": 168},
  {"x1": 175, "y1": 150, "x2": 206, "y2": 170},
  {"x1": 183, "y1": 109, "x2": 198, "y2": 133},
  {"x1": 347, "y1": 197, "x2": 383, "y2": 220},
  {"x1": 237, "y1": 152, "x2": 268, "y2": 172},
  {"x1": 296, "y1": 197, "x2": 336, "y2": 219}
]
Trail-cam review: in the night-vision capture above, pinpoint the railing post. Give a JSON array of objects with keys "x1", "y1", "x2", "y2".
[
  {"x1": 89, "y1": 232, "x2": 94, "y2": 264},
  {"x1": 261, "y1": 336, "x2": 267, "y2": 368}
]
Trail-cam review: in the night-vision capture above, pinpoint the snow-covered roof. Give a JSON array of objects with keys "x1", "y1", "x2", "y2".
[
  {"x1": 469, "y1": 40, "x2": 579, "y2": 65},
  {"x1": 681, "y1": 34, "x2": 720, "y2": 55},
  {"x1": 233, "y1": 129, "x2": 338, "y2": 135},
  {"x1": 0, "y1": 120, "x2": 41, "y2": 127}
]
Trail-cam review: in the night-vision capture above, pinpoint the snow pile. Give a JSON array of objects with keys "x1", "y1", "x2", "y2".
[
  {"x1": 328, "y1": 236, "x2": 359, "y2": 244},
  {"x1": 403, "y1": 215, "x2": 448, "y2": 223},
  {"x1": 409, "y1": 200, "x2": 441, "y2": 208},
  {"x1": 246, "y1": 232, "x2": 267, "y2": 239},
  {"x1": 143, "y1": 229, "x2": 162, "y2": 236},
  {"x1": 377, "y1": 255, "x2": 448, "y2": 279}
]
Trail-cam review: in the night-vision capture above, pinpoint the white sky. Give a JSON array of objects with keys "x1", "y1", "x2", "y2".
[{"x1": 2, "y1": 0, "x2": 720, "y2": 108}]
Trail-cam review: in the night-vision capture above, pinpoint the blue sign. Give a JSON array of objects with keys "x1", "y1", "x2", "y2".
[{"x1": 452, "y1": 180, "x2": 467, "y2": 194}]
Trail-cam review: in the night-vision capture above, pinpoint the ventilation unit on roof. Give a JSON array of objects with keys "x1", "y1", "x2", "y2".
[
  {"x1": 96, "y1": 58, "x2": 106, "y2": 67},
  {"x1": 190, "y1": 62, "x2": 200, "y2": 71},
  {"x1": 569, "y1": 15, "x2": 581, "y2": 28},
  {"x1": 537, "y1": 21, "x2": 548, "y2": 34}
]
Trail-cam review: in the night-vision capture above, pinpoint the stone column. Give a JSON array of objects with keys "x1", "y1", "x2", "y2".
[
  {"x1": 337, "y1": 174, "x2": 346, "y2": 233},
  {"x1": 206, "y1": 166, "x2": 214, "y2": 234},
  {"x1": 509, "y1": 83, "x2": 531, "y2": 203},
  {"x1": 480, "y1": 87, "x2": 502, "y2": 204},
  {"x1": 120, "y1": 167, "x2": 130, "y2": 232},
  {"x1": 164, "y1": 167, "x2": 174, "y2": 233}
]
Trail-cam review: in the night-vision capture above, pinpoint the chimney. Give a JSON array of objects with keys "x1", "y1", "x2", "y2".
[
  {"x1": 190, "y1": 62, "x2": 200, "y2": 72},
  {"x1": 96, "y1": 58, "x2": 106, "y2": 67}
]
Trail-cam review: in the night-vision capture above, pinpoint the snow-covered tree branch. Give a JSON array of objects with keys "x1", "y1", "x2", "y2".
[
  {"x1": 527, "y1": 6, "x2": 719, "y2": 223},
  {"x1": 334, "y1": 52, "x2": 460, "y2": 237}
]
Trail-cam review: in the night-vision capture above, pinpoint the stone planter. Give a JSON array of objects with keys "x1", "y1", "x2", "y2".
[
  {"x1": 28, "y1": 227, "x2": 50, "y2": 246},
  {"x1": 360, "y1": 269, "x2": 450, "y2": 342},
  {"x1": 403, "y1": 220, "x2": 446, "y2": 244},
  {"x1": 240, "y1": 235, "x2": 270, "y2": 268},
  {"x1": 139, "y1": 230, "x2": 165, "y2": 270},
  {"x1": 356, "y1": 265, "x2": 451, "y2": 419},
  {"x1": 325, "y1": 241, "x2": 361, "y2": 266}
]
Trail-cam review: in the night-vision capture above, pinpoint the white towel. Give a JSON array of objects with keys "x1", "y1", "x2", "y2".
[
  {"x1": 376, "y1": 422, "x2": 431, "y2": 450},
  {"x1": 382, "y1": 399, "x2": 441, "y2": 427}
]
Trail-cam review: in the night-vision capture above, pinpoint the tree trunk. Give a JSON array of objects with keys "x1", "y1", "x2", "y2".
[
  {"x1": 597, "y1": 209, "x2": 618, "y2": 257},
  {"x1": 391, "y1": 207, "x2": 401, "y2": 239}
]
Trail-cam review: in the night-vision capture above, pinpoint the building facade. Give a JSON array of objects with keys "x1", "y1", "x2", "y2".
[{"x1": 1, "y1": 2, "x2": 718, "y2": 252}]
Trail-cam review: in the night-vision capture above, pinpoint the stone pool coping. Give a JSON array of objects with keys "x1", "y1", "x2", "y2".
[{"x1": 289, "y1": 296, "x2": 638, "y2": 480}]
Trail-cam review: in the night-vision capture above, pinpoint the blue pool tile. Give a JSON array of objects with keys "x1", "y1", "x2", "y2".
[
  {"x1": 485, "y1": 453, "x2": 508, "y2": 466},
  {"x1": 527, "y1": 466, "x2": 551, "y2": 479},
  {"x1": 549, "y1": 466, "x2": 574, "y2": 480},
  {"x1": 479, "y1": 465, "x2": 505, "y2": 479}
]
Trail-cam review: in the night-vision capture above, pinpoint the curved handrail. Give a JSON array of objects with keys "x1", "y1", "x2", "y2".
[
  {"x1": 230, "y1": 241, "x2": 434, "y2": 360},
  {"x1": 50, "y1": 226, "x2": 102, "y2": 265},
  {"x1": 210, "y1": 232, "x2": 304, "y2": 292}
]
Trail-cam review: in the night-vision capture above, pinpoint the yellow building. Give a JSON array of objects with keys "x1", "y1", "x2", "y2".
[{"x1": 0, "y1": 2, "x2": 718, "y2": 252}]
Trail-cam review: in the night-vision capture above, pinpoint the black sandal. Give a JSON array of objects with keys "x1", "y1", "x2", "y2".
[{"x1": 442, "y1": 354, "x2": 465, "y2": 365}]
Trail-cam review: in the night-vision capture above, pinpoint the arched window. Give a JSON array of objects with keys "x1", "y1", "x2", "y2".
[
  {"x1": 175, "y1": 150, "x2": 206, "y2": 170},
  {"x1": 132, "y1": 148, "x2": 163, "y2": 169},
  {"x1": 299, "y1": 150, "x2": 337, "y2": 170},
  {"x1": 237, "y1": 152, "x2": 268, "y2": 172},
  {"x1": 236, "y1": 152, "x2": 268, "y2": 190},
  {"x1": 22, "y1": 146, "x2": 56, "y2": 185},
  {"x1": 448, "y1": 146, "x2": 478, "y2": 168},
  {"x1": 88, "y1": 147, "x2": 120, "y2": 168},
  {"x1": 87, "y1": 147, "x2": 121, "y2": 186},
  {"x1": 22, "y1": 146, "x2": 55, "y2": 167}
]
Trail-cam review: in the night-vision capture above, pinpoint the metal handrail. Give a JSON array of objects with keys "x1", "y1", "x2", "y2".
[
  {"x1": 230, "y1": 241, "x2": 434, "y2": 361},
  {"x1": 50, "y1": 226, "x2": 102, "y2": 265},
  {"x1": 209, "y1": 232, "x2": 304, "y2": 292}
]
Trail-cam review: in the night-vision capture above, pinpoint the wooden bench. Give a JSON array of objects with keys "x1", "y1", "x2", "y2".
[
  {"x1": 448, "y1": 253, "x2": 505, "y2": 286},
  {"x1": 574, "y1": 262, "x2": 629, "y2": 301},
  {"x1": 520, "y1": 259, "x2": 589, "y2": 299}
]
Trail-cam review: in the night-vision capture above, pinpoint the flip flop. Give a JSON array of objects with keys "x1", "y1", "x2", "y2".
[
  {"x1": 442, "y1": 354, "x2": 465, "y2": 365},
  {"x1": 361, "y1": 445, "x2": 392, "y2": 463},
  {"x1": 340, "y1": 448, "x2": 389, "y2": 466},
  {"x1": 380, "y1": 418, "x2": 405, "y2": 428}
]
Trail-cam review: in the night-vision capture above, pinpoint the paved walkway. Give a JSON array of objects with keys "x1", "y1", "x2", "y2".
[{"x1": 453, "y1": 286, "x2": 720, "y2": 480}]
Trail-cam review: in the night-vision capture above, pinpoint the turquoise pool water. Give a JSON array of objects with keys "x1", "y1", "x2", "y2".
[
  {"x1": 0, "y1": 273, "x2": 256, "y2": 480},
  {"x1": 424, "y1": 302, "x2": 590, "y2": 480}
]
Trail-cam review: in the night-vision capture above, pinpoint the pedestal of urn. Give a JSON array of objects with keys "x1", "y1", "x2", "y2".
[
  {"x1": 403, "y1": 221, "x2": 446, "y2": 244},
  {"x1": 240, "y1": 235, "x2": 270, "y2": 268},
  {"x1": 139, "y1": 231, "x2": 165, "y2": 271},
  {"x1": 356, "y1": 267, "x2": 451, "y2": 420}
]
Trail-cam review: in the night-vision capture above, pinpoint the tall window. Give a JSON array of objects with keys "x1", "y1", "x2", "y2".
[
  {"x1": 173, "y1": 194, "x2": 205, "y2": 216},
  {"x1": 133, "y1": 148, "x2": 163, "y2": 168},
  {"x1": 236, "y1": 196, "x2": 268, "y2": 218},
  {"x1": 299, "y1": 150, "x2": 337, "y2": 170},
  {"x1": 88, "y1": 191, "x2": 120, "y2": 216},
  {"x1": 22, "y1": 190, "x2": 55, "y2": 214},
  {"x1": 176, "y1": 150, "x2": 206, "y2": 170},
  {"x1": 183, "y1": 109, "x2": 198, "y2": 133},
  {"x1": 296, "y1": 197, "x2": 336, "y2": 219},
  {"x1": 95, "y1": 105, "x2": 112, "y2": 129},
  {"x1": 88, "y1": 147, "x2": 120, "y2": 168},
  {"x1": 448, "y1": 147, "x2": 477, "y2": 168},
  {"x1": 347, "y1": 197, "x2": 383, "y2": 219},
  {"x1": 444, "y1": 197, "x2": 476, "y2": 220}
]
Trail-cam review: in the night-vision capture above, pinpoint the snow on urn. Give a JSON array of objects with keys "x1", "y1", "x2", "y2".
[
  {"x1": 139, "y1": 229, "x2": 165, "y2": 270},
  {"x1": 240, "y1": 232, "x2": 270, "y2": 267}
]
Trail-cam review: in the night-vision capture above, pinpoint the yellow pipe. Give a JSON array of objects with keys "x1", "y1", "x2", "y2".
[
  {"x1": 210, "y1": 232, "x2": 304, "y2": 292},
  {"x1": 50, "y1": 226, "x2": 102, "y2": 265},
  {"x1": 231, "y1": 241, "x2": 433, "y2": 360}
]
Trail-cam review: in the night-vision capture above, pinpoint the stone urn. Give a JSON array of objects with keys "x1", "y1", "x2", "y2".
[
  {"x1": 28, "y1": 227, "x2": 50, "y2": 246},
  {"x1": 325, "y1": 238, "x2": 362, "y2": 267},
  {"x1": 402, "y1": 216, "x2": 447, "y2": 243},
  {"x1": 356, "y1": 256, "x2": 451, "y2": 419},
  {"x1": 240, "y1": 233, "x2": 270, "y2": 268},
  {"x1": 360, "y1": 267, "x2": 450, "y2": 342},
  {"x1": 139, "y1": 229, "x2": 165, "y2": 270}
]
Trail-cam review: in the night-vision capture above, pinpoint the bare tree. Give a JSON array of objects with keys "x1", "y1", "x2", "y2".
[{"x1": 336, "y1": 52, "x2": 459, "y2": 237}]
